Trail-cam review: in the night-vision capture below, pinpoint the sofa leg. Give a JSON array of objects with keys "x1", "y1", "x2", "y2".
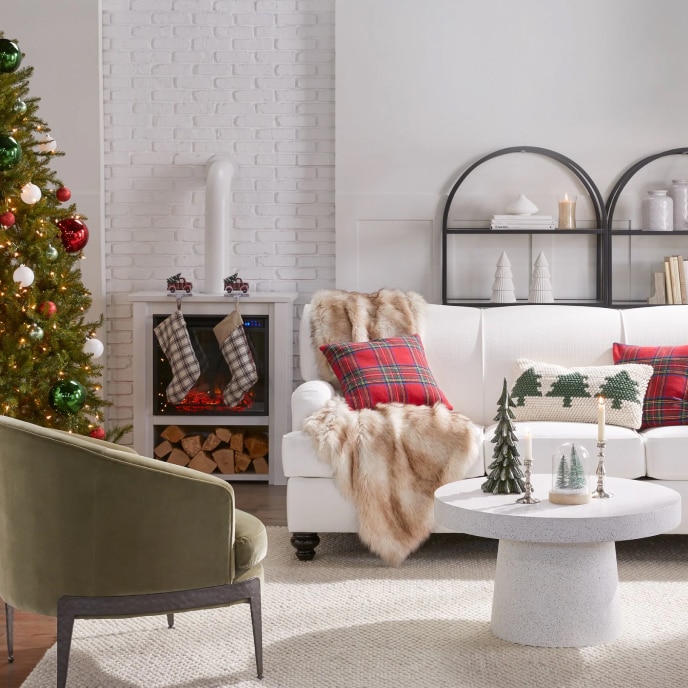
[{"x1": 291, "y1": 532, "x2": 320, "y2": 561}]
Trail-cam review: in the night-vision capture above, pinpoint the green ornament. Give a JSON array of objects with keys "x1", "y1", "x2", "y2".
[
  {"x1": 12, "y1": 99, "x2": 27, "y2": 116},
  {"x1": 0, "y1": 134, "x2": 21, "y2": 171},
  {"x1": 0, "y1": 39, "x2": 22, "y2": 74},
  {"x1": 48, "y1": 380, "x2": 87, "y2": 415},
  {"x1": 46, "y1": 244, "x2": 59, "y2": 261},
  {"x1": 28, "y1": 324, "x2": 44, "y2": 341}
]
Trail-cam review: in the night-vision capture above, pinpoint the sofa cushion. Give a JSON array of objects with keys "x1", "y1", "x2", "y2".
[
  {"x1": 319, "y1": 334, "x2": 452, "y2": 410},
  {"x1": 642, "y1": 425, "x2": 688, "y2": 479},
  {"x1": 613, "y1": 343, "x2": 688, "y2": 428},
  {"x1": 511, "y1": 359, "x2": 653, "y2": 429},
  {"x1": 487, "y1": 421, "x2": 646, "y2": 479}
]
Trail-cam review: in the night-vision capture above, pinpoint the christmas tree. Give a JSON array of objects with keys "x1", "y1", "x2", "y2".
[
  {"x1": 482, "y1": 378, "x2": 526, "y2": 494},
  {"x1": 0, "y1": 34, "x2": 107, "y2": 436}
]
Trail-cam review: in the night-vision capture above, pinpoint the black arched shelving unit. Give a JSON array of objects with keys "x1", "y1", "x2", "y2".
[
  {"x1": 441, "y1": 146, "x2": 608, "y2": 307},
  {"x1": 606, "y1": 148, "x2": 688, "y2": 307}
]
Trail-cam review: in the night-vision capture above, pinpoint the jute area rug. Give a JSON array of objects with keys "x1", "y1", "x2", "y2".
[{"x1": 22, "y1": 527, "x2": 688, "y2": 688}]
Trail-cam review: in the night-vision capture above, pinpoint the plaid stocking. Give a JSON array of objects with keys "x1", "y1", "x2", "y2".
[
  {"x1": 214, "y1": 309, "x2": 258, "y2": 407},
  {"x1": 154, "y1": 310, "x2": 201, "y2": 403}
]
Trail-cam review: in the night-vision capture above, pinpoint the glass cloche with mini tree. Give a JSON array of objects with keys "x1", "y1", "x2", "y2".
[{"x1": 549, "y1": 442, "x2": 591, "y2": 505}]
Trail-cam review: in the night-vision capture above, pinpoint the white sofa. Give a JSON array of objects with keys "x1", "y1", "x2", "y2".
[{"x1": 283, "y1": 303, "x2": 688, "y2": 560}]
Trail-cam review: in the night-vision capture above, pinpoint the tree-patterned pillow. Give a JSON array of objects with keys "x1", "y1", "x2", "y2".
[{"x1": 510, "y1": 359, "x2": 654, "y2": 429}]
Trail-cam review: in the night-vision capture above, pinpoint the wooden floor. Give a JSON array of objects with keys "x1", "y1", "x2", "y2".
[{"x1": 0, "y1": 482, "x2": 287, "y2": 688}]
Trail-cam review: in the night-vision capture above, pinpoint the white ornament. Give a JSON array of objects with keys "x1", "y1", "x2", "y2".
[
  {"x1": 490, "y1": 251, "x2": 516, "y2": 303},
  {"x1": 20, "y1": 183, "x2": 42, "y2": 205},
  {"x1": 528, "y1": 251, "x2": 554, "y2": 303},
  {"x1": 83, "y1": 337, "x2": 104, "y2": 359},
  {"x1": 505, "y1": 194, "x2": 539, "y2": 215},
  {"x1": 13, "y1": 264, "x2": 35, "y2": 288},
  {"x1": 37, "y1": 135, "x2": 57, "y2": 153}
]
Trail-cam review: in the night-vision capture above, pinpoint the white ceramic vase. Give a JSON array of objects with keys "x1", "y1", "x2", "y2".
[{"x1": 642, "y1": 190, "x2": 673, "y2": 231}]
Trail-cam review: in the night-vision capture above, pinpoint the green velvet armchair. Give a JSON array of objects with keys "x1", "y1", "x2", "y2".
[{"x1": 0, "y1": 415, "x2": 267, "y2": 686}]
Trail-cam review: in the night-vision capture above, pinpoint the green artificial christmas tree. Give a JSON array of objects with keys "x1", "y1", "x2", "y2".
[
  {"x1": 482, "y1": 378, "x2": 526, "y2": 494},
  {"x1": 0, "y1": 34, "x2": 107, "y2": 436}
]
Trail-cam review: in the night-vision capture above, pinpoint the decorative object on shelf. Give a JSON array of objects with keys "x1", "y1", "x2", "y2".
[
  {"x1": 642, "y1": 190, "x2": 673, "y2": 231},
  {"x1": 516, "y1": 429, "x2": 540, "y2": 504},
  {"x1": 490, "y1": 214, "x2": 555, "y2": 230},
  {"x1": 670, "y1": 180, "x2": 688, "y2": 231},
  {"x1": 165, "y1": 272, "x2": 193, "y2": 294},
  {"x1": 223, "y1": 272, "x2": 250, "y2": 295},
  {"x1": 505, "y1": 194, "x2": 539, "y2": 215},
  {"x1": 490, "y1": 251, "x2": 516, "y2": 303},
  {"x1": 648, "y1": 271, "x2": 667, "y2": 304},
  {"x1": 558, "y1": 193, "x2": 576, "y2": 229},
  {"x1": 213, "y1": 302, "x2": 258, "y2": 407},
  {"x1": 593, "y1": 395, "x2": 613, "y2": 498},
  {"x1": 153, "y1": 310, "x2": 201, "y2": 404},
  {"x1": 481, "y1": 378, "x2": 525, "y2": 494},
  {"x1": 549, "y1": 442, "x2": 591, "y2": 505},
  {"x1": 528, "y1": 250, "x2": 553, "y2": 303}
]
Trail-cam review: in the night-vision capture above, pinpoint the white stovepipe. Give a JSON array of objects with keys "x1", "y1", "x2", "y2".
[{"x1": 204, "y1": 154, "x2": 236, "y2": 293}]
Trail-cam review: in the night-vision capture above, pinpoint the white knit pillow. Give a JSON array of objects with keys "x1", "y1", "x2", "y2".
[{"x1": 511, "y1": 359, "x2": 654, "y2": 429}]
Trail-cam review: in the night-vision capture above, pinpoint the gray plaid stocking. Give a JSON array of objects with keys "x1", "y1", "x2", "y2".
[
  {"x1": 214, "y1": 309, "x2": 258, "y2": 407},
  {"x1": 154, "y1": 310, "x2": 201, "y2": 403}
]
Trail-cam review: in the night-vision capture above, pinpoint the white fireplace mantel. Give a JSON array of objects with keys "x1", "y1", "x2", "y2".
[{"x1": 130, "y1": 291, "x2": 296, "y2": 485}]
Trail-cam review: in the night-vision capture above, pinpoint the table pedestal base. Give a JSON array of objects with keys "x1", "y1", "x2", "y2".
[{"x1": 491, "y1": 539, "x2": 621, "y2": 647}]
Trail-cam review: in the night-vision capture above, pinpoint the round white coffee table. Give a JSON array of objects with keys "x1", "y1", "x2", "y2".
[{"x1": 434, "y1": 475, "x2": 681, "y2": 647}]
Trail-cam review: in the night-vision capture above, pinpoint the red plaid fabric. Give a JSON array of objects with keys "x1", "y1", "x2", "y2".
[
  {"x1": 320, "y1": 334, "x2": 452, "y2": 410},
  {"x1": 613, "y1": 342, "x2": 688, "y2": 427}
]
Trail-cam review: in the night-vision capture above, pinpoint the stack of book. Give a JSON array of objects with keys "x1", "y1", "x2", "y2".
[
  {"x1": 650, "y1": 255, "x2": 688, "y2": 304},
  {"x1": 490, "y1": 214, "x2": 556, "y2": 230}
]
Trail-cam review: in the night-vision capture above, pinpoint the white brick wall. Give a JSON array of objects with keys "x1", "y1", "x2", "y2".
[{"x1": 101, "y1": 0, "x2": 335, "y2": 432}]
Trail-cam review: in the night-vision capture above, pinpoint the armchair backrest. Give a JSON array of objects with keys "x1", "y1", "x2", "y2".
[{"x1": 0, "y1": 415, "x2": 236, "y2": 617}]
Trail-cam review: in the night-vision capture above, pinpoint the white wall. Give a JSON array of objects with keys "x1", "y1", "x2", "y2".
[
  {"x1": 336, "y1": 0, "x2": 688, "y2": 302},
  {"x1": 4, "y1": 0, "x2": 105, "y2": 348}
]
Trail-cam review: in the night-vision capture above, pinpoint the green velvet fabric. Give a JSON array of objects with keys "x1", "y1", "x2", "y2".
[
  {"x1": 0, "y1": 415, "x2": 266, "y2": 617},
  {"x1": 234, "y1": 510, "x2": 268, "y2": 572}
]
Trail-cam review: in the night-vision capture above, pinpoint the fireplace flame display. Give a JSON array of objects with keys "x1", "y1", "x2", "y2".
[{"x1": 153, "y1": 314, "x2": 267, "y2": 416}]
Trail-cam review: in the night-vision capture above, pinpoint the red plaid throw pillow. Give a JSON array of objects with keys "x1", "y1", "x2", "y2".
[
  {"x1": 320, "y1": 334, "x2": 452, "y2": 410},
  {"x1": 613, "y1": 342, "x2": 688, "y2": 427}
]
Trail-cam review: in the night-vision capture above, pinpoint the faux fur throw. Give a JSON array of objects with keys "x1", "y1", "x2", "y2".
[
  {"x1": 303, "y1": 397, "x2": 478, "y2": 566},
  {"x1": 310, "y1": 288, "x2": 426, "y2": 384}
]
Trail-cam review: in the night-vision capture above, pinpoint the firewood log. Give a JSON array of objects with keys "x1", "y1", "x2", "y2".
[
  {"x1": 188, "y1": 451, "x2": 217, "y2": 474},
  {"x1": 215, "y1": 427, "x2": 232, "y2": 443},
  {"x1": 230, "y1": 431, "x2": 244, "y2": 452},
  {"x1": 181, "y1": 434, "x2": 203, "y2": 457},
  {"x1": 154, "y1": 440, "x2": 174, "y2": 458},
  {"x1": 252, "y1": 456, "x2": 269, "y2": 474},
  {"x1": 202, "y1": 432, "x2": 222, "y2": 452},
  {"x1": 161, "y1": 425, "x2": 186, "y2": 443},
  {"x1": 167, "y1": 448, "x2": 190, "y2": 467},
  {"x1": 213, "y1": 448, "x2": 235, "y2": 474},
  {"x1": 235, "y1": 451, "x2": 251, "y2": 472},
  {"x1": 245, "y1": 433, "x2": 269, "y2": 458}
]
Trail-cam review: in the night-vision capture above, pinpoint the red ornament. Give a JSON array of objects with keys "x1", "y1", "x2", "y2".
[
  {"x1": 56, "y1": 187, "x2": 71, "y2": 202},
  {"x1": 38, "y1": 301, "x2": 57, "y2": 318},
  {"x1": 89, "y1": 427, "x2": 106, "y2": 440},
  {"x1": 0, "y1": 210, "x2": 15, "y2": 228},
  {"x1": 57, "y1": 217, "x2": 89, "y2": 253}
]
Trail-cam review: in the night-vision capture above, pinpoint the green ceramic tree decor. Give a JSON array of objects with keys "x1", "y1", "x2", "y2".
[{"x1": 482, "y1": 378, "x2": 526, "y2": 494}]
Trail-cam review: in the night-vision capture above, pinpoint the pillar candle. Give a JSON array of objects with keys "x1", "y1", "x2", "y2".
[
  {"x1": 558, "y1": 192, "x2": 576, "y2": 229},
  {"x1": 598, "y1": 397, "x2": 606, "y2": 441}
]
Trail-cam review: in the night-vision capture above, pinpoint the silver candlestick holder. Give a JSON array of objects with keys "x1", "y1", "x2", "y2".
[
  {"x1": 592, "y1": 439, "x2": 613, "y2": 499},
  {"x1": 516, "y1": 457, "x2": 540, "y2": 504}
]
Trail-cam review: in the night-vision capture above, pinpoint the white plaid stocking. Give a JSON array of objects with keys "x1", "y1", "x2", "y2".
[
  {"x1": 154, "y1": 310, "x2": 201, "y2": 403},
  {"x1": 213, "y1": 310, "x2": 258, "y2": 407}
]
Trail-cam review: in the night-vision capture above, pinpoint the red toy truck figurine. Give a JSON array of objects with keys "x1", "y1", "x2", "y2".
[
  {"x1": 223, "y1": 273, "x2": 249, "y2": 294},
  {"x1": 166, "y1": 273, "x2": 192, "y2": 294}
]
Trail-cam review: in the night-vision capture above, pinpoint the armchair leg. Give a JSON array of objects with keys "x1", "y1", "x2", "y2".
[
  {"x1": 291, "y1": 532, "x2": 320, "y2": 561},
  {"x1": 4, "y1": 603, "x2": 13, "y2": 663},
  {"x1": 248, "y1": 579, "x2": 263, "y2": 679},
  {"x1": 167, "y1": 613, "x2": 175, "y2": 628},
  {"x1": 56, "y1": 605, "x2": 75, "y2": 688}
]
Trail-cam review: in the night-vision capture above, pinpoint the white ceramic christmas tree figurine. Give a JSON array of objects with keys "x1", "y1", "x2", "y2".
[
  {"x1": 528, "y1": 250, "x2": 554, "y2": 303},
  {"x1": 490, "y1": 251, "x2": 516, "y2": 303}
]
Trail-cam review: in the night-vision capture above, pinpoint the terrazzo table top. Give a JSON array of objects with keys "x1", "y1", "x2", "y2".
[{"x1": 435, "y1": 475, "x2": 681, "y2": 543}]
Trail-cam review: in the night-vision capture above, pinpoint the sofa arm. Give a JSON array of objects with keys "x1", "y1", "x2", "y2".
[{"x1": 292, "y1": 380, "x2": 337, "y2": 430}]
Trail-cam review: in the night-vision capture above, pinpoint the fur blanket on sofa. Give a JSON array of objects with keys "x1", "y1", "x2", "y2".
[
  {"x1": 309, "y1": 288, "x2": 426, "y2": 384},
  {"x1": 303, "y1": 397, "x2": 478, "y2": 566}
]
